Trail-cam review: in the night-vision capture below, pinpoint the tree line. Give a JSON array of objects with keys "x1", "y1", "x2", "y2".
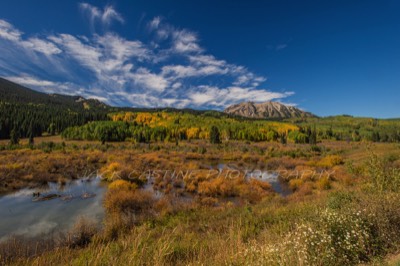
[
  {"x1": 61, "y1": 116, "x2": 320, "y2": 144},
  {"x1": 0, "y1": 102, "x2": 109, "y2": 143}
]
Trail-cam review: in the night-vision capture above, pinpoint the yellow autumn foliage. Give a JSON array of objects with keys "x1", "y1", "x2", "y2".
[{"x1": 109, "y1": 180, "x2": 137, "y2": 191}]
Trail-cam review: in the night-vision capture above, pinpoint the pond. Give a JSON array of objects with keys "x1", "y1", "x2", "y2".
[
  {"x1": 0, "y1": 177, "x2": 106, "y2": 242},
  {"x1": 209, "y1": 163, "x2": 293, "y2": 197},
  {"x1": 246, "y1": 170, "x2": 292, "y2": 197},
  {"x1": 0, "y1": 164, "x2": 292, "y2": 242}
]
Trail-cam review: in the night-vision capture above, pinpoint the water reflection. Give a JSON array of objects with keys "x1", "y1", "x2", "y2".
[
  {"x1": 209, "y1": 163, "x2": 293, "y2": 196},
  {"x1": 0, "y1": 177, "x2": 106, "y2": 241}
]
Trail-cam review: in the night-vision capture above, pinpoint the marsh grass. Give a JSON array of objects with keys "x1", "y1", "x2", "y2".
[
  {"x1": 3, "y1": 141, "x2": 400, "y2": 265},
  {"x1": 5, "y1": 188, "x2": 399, "y2": 266}
]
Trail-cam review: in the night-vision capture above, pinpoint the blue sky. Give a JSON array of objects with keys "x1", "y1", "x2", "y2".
[{"x1": 0, "y1": 0, "x2": 399, "y2": 117}]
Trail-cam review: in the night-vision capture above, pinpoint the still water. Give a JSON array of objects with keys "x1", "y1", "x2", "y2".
[
  {"x1": 0, "y1": 177, "x2": 106, "y2": 241},
  {"x1": 0, "y1": 165, "x2": 292, "y2": 241}
]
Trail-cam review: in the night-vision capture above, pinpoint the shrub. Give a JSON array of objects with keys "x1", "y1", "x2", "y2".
[
  {"x1": 101, "y1": 162, "x2": 122, "y2": 181},
  {"x1": 289, "y1": 178, "x2": 304, "y2": 191},
  {"x1": 197, "y1": 146, "x2": 207, "y2": 154},
  {"x1": 327, "y1": 191, "x2": 354, "y2": 210},
  {"x1": 239, "y1": 208, "x2": 376, "y2": 265},
  {"x1": 365, "y1": 152, "x2": 400, "y2": 192},
  {"x1": 104, "y1": 189, "x2": 155, "y2": 215},
  {"x1": 100, "y1": 162, "x2": 137, "y2": 182},
  {"x1": 316, "y1": 176, "x2": 331, "y2": 190},
  {"x1": 318, "y1": 155, "x2": 344, "y2": 168},
  {"x1": 109, "y1": 180, "x2": 137, "y2": 190},
  {"x1": 200, "y1": 197, "x2": 218, "y2": 207},
  {"x1": 198, "y1": 177, "x2": 239, "y2": 197},
  {"x1": 66, "y1": 217, "x2": 98, "y2": 248}
]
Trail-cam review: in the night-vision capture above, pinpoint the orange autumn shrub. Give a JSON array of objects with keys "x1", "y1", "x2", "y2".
[
  {"x1": 317, "y1": 155, "x2": 344, "y2": 168},
  {"x1": 199, "y1": 197, "x2": 219, "y2": 207},
  {"x1": 100, "y1": 162, "x2": 137, "y2": 182},
  {"x1": 316, "y1": 176, "x2": 331, "y2": 190},
  {"x1": 109, "y1": 180, "x2": 137, "y2": 191},
  {"x1": 104, "y1": 189, "x2": 155, "y2": 214},
  {"x1": 101, "y1": 162, "x2": 122, "y2": 181},
  {"x1": 238, "y1": 179, "x2": 273, "y2": 203},
  {"x1": 198, "y1": 176, "x2": 239, "y2": 197},
  {"x1": 289, "y1": 178, "x2": 304, "y2": 191}
]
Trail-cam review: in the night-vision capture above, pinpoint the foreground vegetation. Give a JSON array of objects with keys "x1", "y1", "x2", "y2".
[
  {"x1": 14, "y1": 192, "x2": 400, "y2": 266},
  {"x1": 1, "y1": 136, "x2": 400, "y2": 265}
]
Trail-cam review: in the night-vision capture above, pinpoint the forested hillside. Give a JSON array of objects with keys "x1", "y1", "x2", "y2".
[
  {"x1": 62, "y1": 111, "x2": 400, "y2": 144},
  {"x1": 0, "y1": 78, "x2": 111, "y2": 140},
  {"x1": 289, "y1": 115, "x2": 400, "y2": 142},
  {"x1": 61, "y1": 111, "x2": 300, "y2": 143}
]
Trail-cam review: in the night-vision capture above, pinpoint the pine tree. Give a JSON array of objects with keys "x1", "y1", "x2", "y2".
[
  {"x1": 309, "y1": 125, "x2": 317, "y2": 145},
  {"x1": 371, "y1": 131, "x2": 380, "y2": 142},
  {"x1": 28, "y1": 132, "x2": 34, "y2": 145},
  {"x1": 209, "y1": 126, "x2": 221, "y2": 144},
  {"x1": 10, "y1": 127, "x2": 19, "y2": 145},
  {"x1": 280, "y1": 132, "x2": 287, "y2": 144}
]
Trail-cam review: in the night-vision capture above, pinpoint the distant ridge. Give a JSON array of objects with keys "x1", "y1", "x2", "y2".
[
  {"x1": 223, "y1": 101, "x2": 316, "y2": 119},
  {"x1": 0, "y1": 77, "x2": 108, "y2": 110},
  {"x1": 0, "y1": 77, "x2": 224, "y2": 116}
]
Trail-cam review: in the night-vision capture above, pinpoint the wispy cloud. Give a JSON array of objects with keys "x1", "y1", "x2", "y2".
[
  {"x1": 0, "y1": 19, "x2": 61, "y2": 55},
  {"x1": 267, "y1": 43, "x2": 289, "y2": 51},
  {"x1": 79, "y1": 2, "x2": 124, "y2": 29},
  {"x1": 148, "y1": 16, "x2": 162, "y2": 31},
  {"x1": 0, "y1": 3, "x2": 294, "y2": 109},
  {"x1": 0, "y1": 20, "x2": 21, "y2": 41},
  {"x1": 7, "y1": 75, "x2": 58, "y2": 87}
]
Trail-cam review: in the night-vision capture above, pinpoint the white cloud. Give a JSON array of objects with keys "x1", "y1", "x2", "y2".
[
  {"x1": 79, "y1": 3, "x2": 124, "y2": 28},
  {"x1": 129, "y1": 68, "x2": 169, "y2": 92},
  {"x1": 96, "y1": 33, "x2": 150, "y2": 61},
  {"x1": 189, "y1": 55, "x2": 226, "y2": 67},
  {"x1": 0, "y1": 19, "x2": 61, "y2": 56},
  {"x1": 148, "y1": 16, "x2": 162, "y2": 30},
  {"x1": 7, "y1": 75, "x2": 57, "y2": 87},
  {"x1": 234, "y1": 73, "x2": 267, "y2": 86},
  {"x1": 162, "y1": 64, "x2": 228, "y2": 79},
  {"x1": 172, "y1": 29, "x2": 202, "y2": 53},
  {"x1": 171, "y1": 82, "x2": 182, "y2": 89},
  {"x1": 21, "y1": 38, "x2": 62, "y2": 55},
  {"x1": 102, "y1": 5, "x2": 124, "y2": 25},
  {"x1": 49, "y1": 34, "x2": 102, "y2": 74},
  {"x1": 148, "y1": 19, "x2": 203, "y2": 54},
  {"x1": 0, "y1": 19, "x2": 21, "y2": 41},
  {"x1": 48, "y1": 33, "x2": 150, "y2": 86},
  {"x1": 188, "y1": 85, "x2": 293, "y2": 107}
]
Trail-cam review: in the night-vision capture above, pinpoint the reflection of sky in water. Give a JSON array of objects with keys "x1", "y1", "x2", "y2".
[
  {"x1": 0, "y1": 178, "x2": 106, "y2": 241},
  {"x1": 211, "y1": 163, "x2": 293, "y2": 197},
  {"x1": 246, "y1": 170, "x2": 292, "y2": 196}
]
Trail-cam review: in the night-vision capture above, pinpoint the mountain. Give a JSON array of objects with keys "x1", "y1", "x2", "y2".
[
  {"x1": 223, "y1": 101, "x2": 316, "y2": 119},
  {"x1": 0, "y1": 77, "x2": 109, "y2": 111}
]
